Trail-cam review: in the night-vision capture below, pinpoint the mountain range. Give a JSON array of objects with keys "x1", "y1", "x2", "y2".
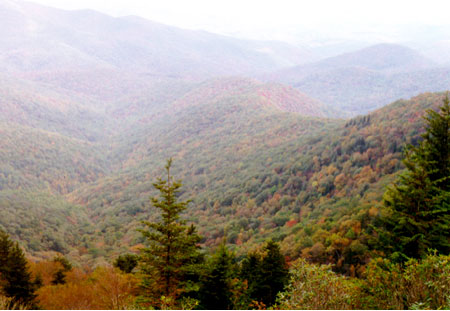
[
  {"x1": 264, "y1": 43, "x2": 450, "y2": 114},
  {"x1": 0, "y1": 0, "x2": 449, "y2": 267}
]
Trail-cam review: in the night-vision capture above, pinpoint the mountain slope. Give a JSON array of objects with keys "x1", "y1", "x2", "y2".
[
  {"x1": 263, "y1": 44, "x2": 450, "y2": 115},
  {"x1": 0, "y1": 0, "x2": 309, "y2": 83},
  {"x1": 0, "y1": 122, "x2": 108, "y2": 193},
  {"x1": 66, "y1": 92, "x2": 448, "y2": 268},
  {"x1": 0, "y1": 74, "x2": 113, "y2": 140},
  {"x1": 65, "y1": 78, "x2": 337, "y2": 260}
]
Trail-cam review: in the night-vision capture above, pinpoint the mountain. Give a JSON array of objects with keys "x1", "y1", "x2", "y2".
[
  {"x1": 62, "y1": 91, "x2": 448, "y2": 267},
  {"x1": 0, "y1": 74, "x2": 114, "y2": 140},
  {"x1": 0, "y1": 0, "x2": 310, "y2": 90},
  {"x1": 309, "y1": 43, "x2": 434, "y2": 73},
  {"x1": 1, "y1": 0, "x2": 449, "y2": 272},
  {"x1": 267, "y1": 44, "x2": 434, "y2": 82},
  {"x1": 264, "y1": 44, "x2": 450, "y2": 115},
  {"x1": 64, "y1": 77, "x2": 337, "y2": 262},
  {"x1": 0, "y1": 73, "x2": 332, "y2": 263}
]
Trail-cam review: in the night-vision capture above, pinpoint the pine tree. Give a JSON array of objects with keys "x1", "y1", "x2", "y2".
[
  {"x1": 380, "y1": 95, "x2": 450, "y2": 262},
  {"x1": 239, "y1": 252, "x2": 263, "y2": 305},
  {"x1": 198, "y1": 244, "x2": 236, "y2": 310},
  {"x1": 113, "y1": 254, "x2": 138, "y2": 273},
  {"x1": 239, "y1": 241, "x2": 289, "y2": 308},
  {"x1": 259, "y1": 240, "x2": 290, "y2": 307},
  {"x1": 51, "y1": 255, "x2": 72, "y2": 285},
  {"x1": 0, "y1": 229, "x2": 38, "y2": 307},
  {"x1": 138, "y1": 159, "x2": 203, "y2": 308}
]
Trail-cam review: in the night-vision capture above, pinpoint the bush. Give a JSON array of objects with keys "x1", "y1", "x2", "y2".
[
  {"x1": 362, "y1": 253, "x2": 450, "y2": 309},
  {"x1": 276, "y1": 259, "x2": 362, "y2": 310}
]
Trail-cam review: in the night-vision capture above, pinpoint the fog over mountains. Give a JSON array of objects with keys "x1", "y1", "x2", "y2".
[{"x1": 0, "y1": 0, "x2": 449, "y2": 266}]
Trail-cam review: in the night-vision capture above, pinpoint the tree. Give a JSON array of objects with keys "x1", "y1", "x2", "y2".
[
  {"x1": 239, "y1": 240, "x2": 289, "y2": 308},
  {"x1": 113, "y1": 254, "x2": 138, "y2": 274},
  {"x1": 379, "y1": 96, "x2": 450, "y2": 262},
  {"x1": 138, "y1": 159, "x2": 203, "y2": 308},
  {"x1": 198, "y1": 244, "x2": 237, "y2": 310},
  {"x1": 51, "y1": 255, "x2": 72, "y2": 285},
  {"x1": 259, "y1": 240, "x2": 290, "y2": 307},
  {"x1": 0, "y1": 229, "x2": 38, "y2": 307},
  {"x1": 239, "y1": 251, "x2": 263, "y2": 306}
]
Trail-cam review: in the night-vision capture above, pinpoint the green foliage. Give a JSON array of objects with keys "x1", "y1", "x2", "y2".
[
  {"x1": 276, "y1": 259, "x2": 361, "y2": 310},
  {"x1": 258, "y1": 240, "x2": 290, "y2": 307},
  {"x1": 361, "y1": 254, "x2": 450, "y2": 309},
  {"x1": 0, "y1": 230, "x2": 38, "y2": 307},
  {"x1": 277, "y1": 253, "x2": 450, "y2": 310},
  {"x1": 138, "y1": 159, "x2": 203, "y2": 308},
  {"x1": 378, "y1": 96, "x2": 450, "y2": 261},
  {"x1": 198, "y1": 244, "x2": 237, "y2": 310},
  {"x1": 113, "y1": 254, "x2": 138, "y2": 273},
  {"x1": 239, "y1": 251, "x2": 263, "y2": 306},
  {"x1": 238, "y1": 240, "x2": 290, "y2": 308}
]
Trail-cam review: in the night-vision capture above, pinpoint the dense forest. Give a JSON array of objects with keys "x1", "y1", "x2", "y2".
[
  {"x1": 1, "y1": 96, "x2": 449, "y2": 309},
  {"x1": 1, "y1": 1, "x2": 450, "y2": 309}
]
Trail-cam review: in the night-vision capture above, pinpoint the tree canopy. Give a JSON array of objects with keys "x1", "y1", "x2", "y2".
[
  {"x1": 379, "y1": 95, "x2": 450, "y2": 261},
  {"x1": 138, "y1": 158, "x2": 203, "y2": 308}
]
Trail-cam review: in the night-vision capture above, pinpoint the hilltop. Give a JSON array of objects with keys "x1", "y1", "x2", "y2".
[{"x1": 264, "y1": 43, "x2": 450, "y2": 114}]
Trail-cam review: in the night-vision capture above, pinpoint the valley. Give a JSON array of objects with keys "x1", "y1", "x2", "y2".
[{"x1": 0, "y1": 0, "x2": 450, "y2": 309}]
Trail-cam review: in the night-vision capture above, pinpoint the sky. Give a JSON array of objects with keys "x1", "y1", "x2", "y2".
[{"x1": 28, "y1": 0, "x2": 450, "y2": 41}]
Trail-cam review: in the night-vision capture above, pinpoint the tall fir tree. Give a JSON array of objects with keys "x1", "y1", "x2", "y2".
[
  {"x1": 239, "y1": 240, "x2": 289, "y2": 308},
  {"x1": 380, "y1": 95, "x2": 450, "y2": 262},
  {"x1": 0, "y1": 229, "x2": 38, "y2": 307},
  {"x1": 259, "y1": 240, "x2": 290, "y2": 307},
  {"x1": 198, "y1": 244, "x2": 236, "y2": 310},
  {"x1": 138, "y1": 159, "x2": 203, "y2": 308},
  {"x1": 239, "y1": 251, "x2": 263, "y2": 306}
]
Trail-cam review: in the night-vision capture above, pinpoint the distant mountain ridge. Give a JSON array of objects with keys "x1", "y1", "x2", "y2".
[
  {"x1": 264, "y1": 43, "x2": 450, "y2": 114},
  {"x1": 0, "y1": 0, "x2": 311, "y2": 82},
  {"x1": 169, "y1": 77, "x2": 328, "y2": 116}
]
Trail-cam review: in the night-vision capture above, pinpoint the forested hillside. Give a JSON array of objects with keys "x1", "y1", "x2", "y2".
[
  {"x1": 67, "y1": 92, "x2": 446, "y2": 272},
  {"x1": 1, "y1": 1, "x2": 450, "y2": 309}
]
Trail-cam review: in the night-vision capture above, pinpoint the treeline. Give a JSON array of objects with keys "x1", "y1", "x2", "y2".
[{"x1": 0, "y1": 96, "x2": 449, "y2": 309}]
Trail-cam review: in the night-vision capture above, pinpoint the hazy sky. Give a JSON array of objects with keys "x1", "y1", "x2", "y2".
[{"x1": 28, "y1": 0, "x2": 450, "y2": 41}]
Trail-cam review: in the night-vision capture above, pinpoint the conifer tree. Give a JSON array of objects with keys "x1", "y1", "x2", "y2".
[
  {"x1": 259, "y1": 240, "x2": 290, "y2": 307},
  {"x1": 0, "y1": 229, "x2": 38, "y2": 307},
  {"x1": 239, "y1": 252, "x2": 263, "y2": 304},
  {"x1": 198, "y1": 244, "x2": 236, "y2": 310},
  {"x1": 51, "y1": 255, "x2": 72, "y2": 285},
  {"x1": 114, "y1": 254, "x2": 138, "y2": 273},
  {"x1": 138, "y1": 159, "x2": 203, "y2": 308},
  {"x1": 239, "y1": 241, "x2": 289, "y2": 308},
  {"x1": 380, "y1": 95, "x2": 450, "y2": 262}
]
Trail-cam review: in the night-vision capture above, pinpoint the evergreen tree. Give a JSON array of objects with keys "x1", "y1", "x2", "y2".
[
  {"x1": 380, "y1": 95, "x2": 450, "y2": 262},
  {"x1": 138, "y1": 159, "x2": 203, "y2": 308},
  {"x1": 259, "y1": 240, "x2": 290, "y2": 307},
  {"x1": 113, "y1": 254, "x2": 138, "y2": 273},
  {"x1": 422, "y1": 96, "x2": 450, "y2": 190},
  {"x1": 239, "y1": 241, "x2": 289, "y2": 308},
  {"x1": 239, "y1": 252, "x2": 263, "y2": 305},
  {"x1": 51, "y1": 255, "x2": 72, "y2": 285},
  {"x1": 198, "y1": 244, "x2": 236, "y2": 310},
  {"x1": 0, "y1": 229, "x2": 38, "y2": 307}
]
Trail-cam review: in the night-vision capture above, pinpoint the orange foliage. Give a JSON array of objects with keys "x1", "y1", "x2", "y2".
[
  {"x1": 37, "y1": 267, "x2": 138, "y2": 310},
  {"x1": 286, "y1": 219, "x2": 298, "y2": 228},
  {"x1": 30, "y1": 260, "x2": 65, "y2": 286}
]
